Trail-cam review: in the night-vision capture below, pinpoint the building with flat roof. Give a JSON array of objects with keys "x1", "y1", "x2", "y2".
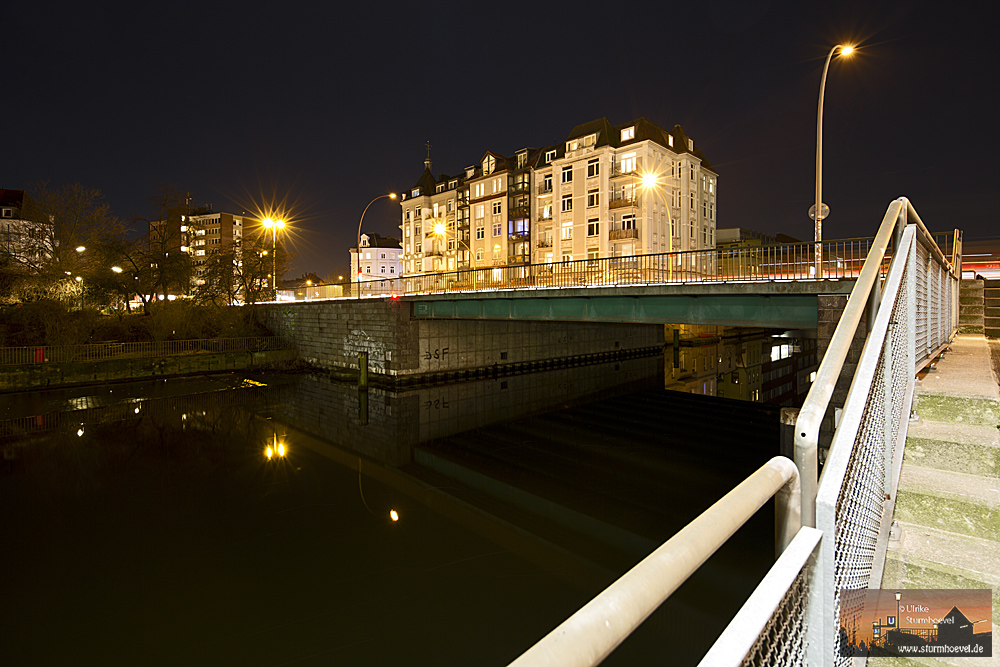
[{"x1": 351, "y1": 233, "x2": 402, "y2": 282}]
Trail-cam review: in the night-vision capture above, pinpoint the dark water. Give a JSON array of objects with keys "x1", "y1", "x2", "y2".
[{"x1": 1, "y1": 358, "x2": 780, "y2": 666}]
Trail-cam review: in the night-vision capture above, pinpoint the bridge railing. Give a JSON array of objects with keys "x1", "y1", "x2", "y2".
[
  {"x1": 347, "y1": 238, "x2": 882, "y2": 298},
  {"x1": 504, "y1": 198, "x2": 959, "y2": 667},
  {"x1": 0, "y1": 336, "x2": 292, "y2": 366}
]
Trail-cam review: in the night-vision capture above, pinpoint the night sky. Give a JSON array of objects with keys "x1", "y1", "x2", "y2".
[{"x1": 4, "y1": 0, "x2": 994, "y2": 279}]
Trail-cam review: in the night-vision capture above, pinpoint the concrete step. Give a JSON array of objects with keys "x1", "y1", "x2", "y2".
[
  {"x1": 913, "y1": 393, "x2": 1000, "y2": 426},
  {"x1": 881, "y1": 523, "x2": 1000, "y2": 625},
  {"x1": 894, "y1": 466, "x2": 999, "y2": 540},
  {"x1": 985, "y1": 307, "x2": 1000, "y2": 317},
  {"x1": 959, "y1": 324, "x2": 986, "y2": 334},
  {"x1": 904, "y1": 419, "x2": 1000, "y2": 478},
  {"x1": 960, "y1": 305, "x2": 984, "y2": 316}
]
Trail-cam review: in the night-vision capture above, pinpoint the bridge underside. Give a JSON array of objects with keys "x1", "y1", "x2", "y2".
[{"x1": 409, "y1": 282, "x2": 855, "y2": 329}]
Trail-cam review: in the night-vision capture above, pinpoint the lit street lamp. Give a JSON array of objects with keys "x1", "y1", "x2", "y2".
[
  {"x1": 813, "y1": 43, "x2": 855, "y2": 279},
  {"x1": 356, "y1": 193, "x2": 397, "y2": 298},
  {"x1": 262, "y1": 217, "x2": 286, "y2": 298}
]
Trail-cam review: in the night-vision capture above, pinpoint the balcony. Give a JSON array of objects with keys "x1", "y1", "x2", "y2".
[
  {"x1": 537, "y1": 183, "x2": 553, "y2": 195},
  {"x1": 609, "y1": 228, "x2": 639, "y2": 241},
  {"x1": 610, "y1": 160, "x2": 643, "y2": 179},
  {"x1": 508, "y1": 182, "x2": 530, "y2": 194},
  {"x1": 536, "y1": 239, "x2": 553, "y2": 248},
  {"x1": 609, "y1": 196, "x2": 637, "y2": 210}
]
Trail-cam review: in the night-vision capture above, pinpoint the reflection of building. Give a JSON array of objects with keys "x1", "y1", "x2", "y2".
[
  {"x1": 398, "y1": 117, "x2": 718, "y2": 278},
  {"x1": 761, "y1": 334, "x2": 817, "y2": 405},
  {"x1": 351, "y1": 233, "x2": 402, "y2": 282},
  {"x1": 0, "y1": 188, "x2": 53, "y2": 269}
]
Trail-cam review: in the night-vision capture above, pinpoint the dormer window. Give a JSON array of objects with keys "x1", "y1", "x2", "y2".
[
  {"x1": 2, "y1": 208, "x2": 12, "y2": 218},
  {"x1": 517, "y1": 152, "x2": 527, "y2": 169},
  {"x1": 436, "y1": 183, "x2": 445, "y2": 193},
  {"x1": 483, "y1": 155, "x2": 496, "y2": 174},
  {"x1": 545, "y1": 150, "x2": 556, "y2": 163},
  {"x1": 412, "y1": 188, "x2": 420, "y2": 197},
  {"x1": 621, "y1": 126, "x2": 635, "y2": 141},
  {"x1": 667, "y1": 135, "x2": 674, "y2": 148}
]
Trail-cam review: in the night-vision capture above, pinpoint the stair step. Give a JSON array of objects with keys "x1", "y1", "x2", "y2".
[
  {"x1": 882, "y1": 523, "x2": 1000, "y2": 627},
  {"x1": 895, "y1": 467, "x2": 999, "y2": 540},
  {"x1": 905, "y1": 419, "x2": 1000, "y2": 477},
  {"x1": 914, "y1": 394, "x2": 1000, "y2": 426}
]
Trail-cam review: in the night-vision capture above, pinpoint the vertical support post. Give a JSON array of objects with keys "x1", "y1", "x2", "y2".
[
  {"x1": 359, "y1": 388, "x2": 369, "y2": 425},
  {"x1": 359, "y1": 352, "x2": 368, "y2": 389},
  {"x1": 672, "y1": 328, "x2": 680, "y2": 369},
  {"x1": 883, "y1": 322, "x2": 894, "y2": 497}
]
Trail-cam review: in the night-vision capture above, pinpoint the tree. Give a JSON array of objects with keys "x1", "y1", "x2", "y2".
[
  {"x1": 192, "y1": 232, "x2": 289, "y2": 305},
  {"x1": 125, "y1": 185, "x2": 193, "y2": 310}
]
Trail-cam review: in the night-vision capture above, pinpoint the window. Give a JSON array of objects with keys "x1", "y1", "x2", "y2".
[
  {"x1": 587, "y1": 189, "x2": 599, "y2": 208},
  {"x1": 492, "y1": 177, "x2": 502, "y2": 193},
  {"x1": 493, "y1": 222, "x2": 502, "y2": 236},
  {"x1": 449, "y1": 180, "x2": 457, "y2": 188},
  {"x1": 543, "y1": 174, "x2": 552, "y2": 191},
  {"x1": 562, "y1": 252, "x2": 572, "y2": 262},
  {"x1": 415, "y1": 242, "x2": 421, "y2": 252},
  {"x1": 587, "y1": 159, "x2": 599, "y2": 178},
  {"x1": 690, "y1": 192, "x2": 696, "y2": 209},
  {"x1": 690, "y1": 163, "x2": 695, "y2": 180},
  {"x1": 475, "y1": 204, "x2": 485, "y2": 220},
  {"x1": 476, "y1": 226, "x2": 485, "y2": 240},
  {"x1": 432, "y1": 203, "x2": 439, "y2": 217},
  {"x1": 474, "y1": 183, "x2": 485, "y2": 198},
  {"x1": 545, "y1": 150, "x2": 556, "y2": 163},
  {"x1": 622, "y1": 214, "x2": 635, "y2": 230},
  {"x1": 517, "y1": 152, "x2": 527, "y2": 169},
  {"x1": 412, "y1": 188, "x2": 420, "y2": 197},
  {"x1": 561, "y1": 166, "x2": 573, "y2": 183},
  {"x1": 588, "y1": 249, "x2": 599, "y2": 261},
  {"x1": 561, "y1": 193, "x2": 573, "y2": 212},
  {"x1": 476, "y1": 248, "x2": 484, "y2": 261},
  {"x1": 709, "y1": 179, "x2": 715, "y2": 194},
  {"x1": 621, "y1": 126, "x2": 635, "y2": 141},
  {"x1": 542, "y1": 203, "x2": 552, "y2": 219},
  {"x1": 415, "y1": 206, "x2": 422, "y2": 219},
  {"x1": 621, "y1": 152, "x2": 636, "y2": 173},
  {"x1": 492, "y1": 201, "x2": 502, "y2": 215},
  {"x1": 587, "y1": 219, "x2": 600, "y2": 236},
  {"x1": 561, "y1": 223, "x2": 573, "y2": 240},
  {"x1": 493, "y1": 244, "x2": 501, "y2": 259},
  {"x1": 667, "y1": 135, "x2": 674, "y2": 148},
  {"x1": 483, "y1": 155, "x2": 496, "y2": 174},
  {"x1": 448, "y1": 199, "x2": 455, "y2": 212},
  {"x1": 436, "y1": 183, "x2": 445, "y2": 193}
]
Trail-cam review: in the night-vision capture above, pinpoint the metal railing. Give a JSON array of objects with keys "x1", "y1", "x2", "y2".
[
  {"x1": 508, "y1": 457, "x2": 801, "y2": 667},
  {"x1": 505, "y1": 198, "x2": 959, "y2": 667},
  {"x1": 0, "y1": 336, "x2": 292, "y2": 366},
  {"x1": 345, "y1": 237, "x2": 882, "y2": 298}
]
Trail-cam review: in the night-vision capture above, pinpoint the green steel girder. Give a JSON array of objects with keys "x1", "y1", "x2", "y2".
[{"x1": 411, "y1": 293, "x2": 818, "y2": 328}]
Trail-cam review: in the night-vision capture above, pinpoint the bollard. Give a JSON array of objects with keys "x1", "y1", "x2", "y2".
[{"x1": 359, "y1": 352, "x2": 368, "y2": 389}]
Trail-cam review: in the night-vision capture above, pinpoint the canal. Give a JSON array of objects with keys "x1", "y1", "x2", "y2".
[{"x1": 1, "y1": 336, "x2": 795, "y2": 666}]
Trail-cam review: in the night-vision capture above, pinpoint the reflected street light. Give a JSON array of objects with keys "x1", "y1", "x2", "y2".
[
  {"x1": 813, "y1": 43, "x2": 855, "y2": 279},
  {"x1": 262, "y1": 218, "x2": 286, "y2": 298},
  {"x1": 356, "y1": 193, "x2": 397, "y2": 298}
]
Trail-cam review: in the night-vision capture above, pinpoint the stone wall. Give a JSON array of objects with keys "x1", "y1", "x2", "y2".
[{"x1": 260, "y1": 299, "x2": 663, "y2": 382}]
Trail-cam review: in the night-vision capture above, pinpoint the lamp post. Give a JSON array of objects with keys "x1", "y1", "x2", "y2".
[
  {"x1": 432, "y1": 219, "x2": 470, "y2": 271},
  {"x1": 813, "y1": 43, "x2": 855, "y2": 279},
  {"x1": 639, "y1": 172, "x2": 675, "y2": 280},
  {"x1": 262, "y1": 217, "x2": 285, "y2": 299},
  {"x1": 356, "y1": 193, "x2": 397, "y2": 298}
]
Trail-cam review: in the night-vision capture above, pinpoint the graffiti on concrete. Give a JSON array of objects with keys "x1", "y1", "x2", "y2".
[{"x1": 344, "y1": 329, "x2": 387, "y2": 373}]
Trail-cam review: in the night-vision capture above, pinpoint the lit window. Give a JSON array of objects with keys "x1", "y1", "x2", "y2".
[
  {"x1": 621, "y1": 153, "x2": 636, "y2": 173},
  {"x1": 448, "y1": 199, "x2": 455, "y2": 212},
  {"x1": 561, "y1": 222, "x2": 573, "y2": 240},
  {"x1": 492, "y1": 244, "x2": 501, "y2": 259},
  {"x1": 621, "y1": 126, "x2": 635, "y2": 141},
  {"x1": 412, "y1": 188, "x2": 420, "y2": 197}
]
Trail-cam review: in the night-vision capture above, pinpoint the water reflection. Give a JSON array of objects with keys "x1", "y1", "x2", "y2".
[
  {"x1": 2, "y1": 355, "x2": 779, "y2": 666},
  {"x1": 665, "y1": 325, "x2": 818, "y2": 406}
]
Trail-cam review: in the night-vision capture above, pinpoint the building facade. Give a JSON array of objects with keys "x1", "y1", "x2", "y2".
[
  {"x1": 0, "y1": 188, "x2": 53, "y2": 269},
  {"x1": 398, "y1": 117, "x2": 718, "y2": 277},
  {"x1": 181, "y1": 208, "x2": 245, "y2": 287},
  {"x1": 351, "y1": 233, "x2": 403, "y2": 281}
]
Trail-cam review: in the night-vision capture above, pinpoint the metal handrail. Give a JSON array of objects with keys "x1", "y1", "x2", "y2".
[
  {"x1": 507, "y1": 457, "x2": 800, "y2": 667},
  {"x1": 0, "y1": 336, "x2": 292, "y2": 366}
]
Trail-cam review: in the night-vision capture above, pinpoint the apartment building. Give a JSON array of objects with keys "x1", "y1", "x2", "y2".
[
  {"x1": 0, "y1": 188, "x2": 52, "y2": 269},
  {"x1": 397, "y1": 117, "x2": 717, "y2": 277},
  {"x1": 181, "y1": 208, "x2": 244, "y2": 287},
  {"x1": 351, "y1": 233, "x2": 403, "y2": 281}
]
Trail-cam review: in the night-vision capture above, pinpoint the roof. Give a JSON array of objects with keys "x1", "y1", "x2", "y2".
[
  {"x1": 0, "y1": 188, "x2": 25, "y2": 208},
  {"x1": 360, "y1": 233, "x2": 402, "y2": 248}
]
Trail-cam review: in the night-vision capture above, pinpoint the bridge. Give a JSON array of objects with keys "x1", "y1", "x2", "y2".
[{"x1": 263, "y1": 197, "x2": 963, "y2": 666}]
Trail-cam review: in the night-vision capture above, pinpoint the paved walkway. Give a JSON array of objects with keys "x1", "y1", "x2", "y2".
[{"x1": 880, "y1": 334, "x2": 999, "y2": 665}]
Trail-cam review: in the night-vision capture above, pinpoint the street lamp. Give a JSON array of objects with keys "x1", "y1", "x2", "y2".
[
  {"x1": 356, "y1": 193, "x2": 397, "y2": 297},
  {"x1": 432, "y1": 219, "x2": 470, "y2": 271},
  {"x1": 813, "y1": 43, "x2": 855, "y2": 279},
  {"x1": 261, "y1": 217, "x2": 286, "y2": 298}
]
